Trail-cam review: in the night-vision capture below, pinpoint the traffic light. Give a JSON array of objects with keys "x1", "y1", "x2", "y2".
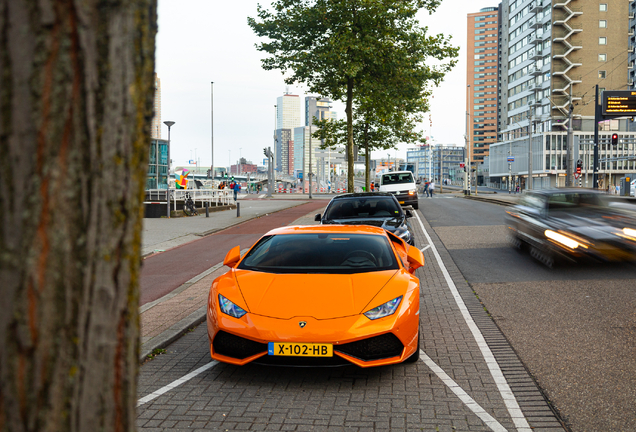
[
  {"x1": 263, "y1": 148, "x2": 267, "y2": 156},
  {"x1": 576, "y1": 159, "x2": 582, "y2": 175},
  {"x1": 611, "y1": 133, "x2": 618, "y2": 146},
  {"x1": 206, "y1": 169, "x2": 211, "y2": 179}
]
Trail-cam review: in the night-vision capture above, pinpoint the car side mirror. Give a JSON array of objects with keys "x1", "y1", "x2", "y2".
[
  {"x1": 416, "y1": 180, "x2": 421, "y2": 185},
  {"x1": 223, "y1": 245, "x2": 241, "y2": 268},
  {"x1": 314, "y1": 213, "x2": 321, "y2": 222},
  {"x1": 405, "y1": 210, "x2": 413, "y2": 218},
  {"x1": 406, "y1": 245, "x2": 424, "y2": 274}
]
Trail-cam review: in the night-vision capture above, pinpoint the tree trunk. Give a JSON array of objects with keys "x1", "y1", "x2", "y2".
[
  {"x1": 0, "y1": 1, "x2": 157, "y2": 431},
  {"x1": 346, "y1": 77, "x2": 354, "y2": 193}
]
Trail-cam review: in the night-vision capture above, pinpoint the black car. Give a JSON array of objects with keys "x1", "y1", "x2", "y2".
[
  {"x1": 505, "y1": 189, "x2": 636, "y2": 267},
  {"x1": 315, "y1": 193, "x2": 415, "y2": 245}
]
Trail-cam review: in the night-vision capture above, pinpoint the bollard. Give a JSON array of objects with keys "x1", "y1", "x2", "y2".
[
  {"x1": 236, "y1": 202, "x2": 240, "y2": 217},
  {"x1": 205, "y1": 202, "x2": 209, "y2": 217}
]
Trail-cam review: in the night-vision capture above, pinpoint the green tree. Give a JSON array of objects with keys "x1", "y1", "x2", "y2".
[
  {"x1": 0, "y1": 1, "x2": 157, "y2": 430},
  {"x1": 248, "y1": 0, "x2": 457, "y2": 192}
]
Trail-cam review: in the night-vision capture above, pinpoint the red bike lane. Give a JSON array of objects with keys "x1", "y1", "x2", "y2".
[{"x1": 140, "y1": 200, "x2": 326, "y2": 305}]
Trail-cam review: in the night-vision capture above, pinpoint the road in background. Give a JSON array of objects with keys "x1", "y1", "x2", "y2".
[{"x1": 420, "y1": 196, "x2": 636, "y2": 432}]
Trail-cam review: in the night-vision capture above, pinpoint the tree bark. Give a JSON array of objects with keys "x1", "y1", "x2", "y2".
[
  {"x1": 346, "y1": 77, "x2": 354, "y2": 193},
  {"x1": 0, "y1": 1, "x2": 157, "y2": 431}
]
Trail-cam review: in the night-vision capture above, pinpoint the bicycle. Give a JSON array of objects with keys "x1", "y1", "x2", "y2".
[{"x1": 183, "y1": 192, "x2": 198, "y2": 216}]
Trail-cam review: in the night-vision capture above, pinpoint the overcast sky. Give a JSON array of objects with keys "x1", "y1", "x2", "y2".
[{"x1": 156, "y1": 0, "x2": 498, "y2": 168}]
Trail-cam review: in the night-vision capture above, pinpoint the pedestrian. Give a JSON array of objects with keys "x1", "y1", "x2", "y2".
[
  {"x1": 232, "y1": 181, "x2": 240, "y2": 201},
  {"x1": 423, "y1": 181, "x2": 429, "y2": 197},
  {"x1": 429, "y1": 180, "x2": 435, "y2": 197},
  {"x1": 370, "y1": 182, "x2": 375, "y2": 192}
]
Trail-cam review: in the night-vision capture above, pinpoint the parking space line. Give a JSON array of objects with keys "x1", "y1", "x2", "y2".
[
  {"x1": 413, "y1": 211, "x2": 532, "y2": 432},
  {"x1": 137, "y1": 361, "x2": 219, "y2": 407},
  {"x1": 419, "y1": 350, "x2": 507, "y2": 432}
]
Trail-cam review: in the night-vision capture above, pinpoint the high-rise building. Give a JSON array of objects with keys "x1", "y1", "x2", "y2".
[
  {"x1": 489, "y1": 0, "x2": 633, "y2": 191},
  {"x1": 276, "y1": 94, "x2": 301, "y2": 129},
  {"x1": 305, "y1": 96, "x2": 333, "y2": 126},
  {"x1": 467, "y1": 7, "x2": 500, "y2": 164},
  {"x1": 275, "y1": 94, "x2": 301, "y2": 174},
  {"x1": 151, "y1": 74, "x2": 161, "y2": 139},
  {"x1": 497, "y1": 0, "x2": 629, "y2": 139}
]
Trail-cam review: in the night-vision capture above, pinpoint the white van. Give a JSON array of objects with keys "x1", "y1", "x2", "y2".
[
  {"x1": 377, "y1": 171, "x2": 419, "y2": 209},
  {"x1": 630, "y1": 179, "x2": 636, "y2": 197}
]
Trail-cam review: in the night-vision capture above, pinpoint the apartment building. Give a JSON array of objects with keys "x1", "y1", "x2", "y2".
[
  {"x1": 467, "y1": 8, "x2": 500, "y2": 164},
  {"x1": 489, "y1": 0, "x2": 633, "y2": 190}
]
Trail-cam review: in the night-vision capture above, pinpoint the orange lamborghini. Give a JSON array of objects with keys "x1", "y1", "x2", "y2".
[{"x1": 207, "y1": 225, "x2": 424, "y2": 367}]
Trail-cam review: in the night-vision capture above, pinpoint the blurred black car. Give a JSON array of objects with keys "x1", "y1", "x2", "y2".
[
  {"x1": 315, "y1": 193, "x2": 415, "y2": 245},
  {"x1": 505, "y1": 189, "x2": 636, "y2": 267}
]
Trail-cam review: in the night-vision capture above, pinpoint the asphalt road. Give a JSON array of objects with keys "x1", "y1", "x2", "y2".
[{"x1": 420, "y1": 195, "x2": 636, "y2": 432}]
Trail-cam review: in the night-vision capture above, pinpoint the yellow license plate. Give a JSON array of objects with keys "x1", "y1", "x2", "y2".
[
  {"x1": 268, "y1": 342, "x2": 333, "y2": 357},
  {"x1": 399, "y1": 201, "x2": 405, "y2": 204}
]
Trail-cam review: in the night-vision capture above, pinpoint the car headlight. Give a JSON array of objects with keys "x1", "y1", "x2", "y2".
[
  {"x1": 218, "y1": 294, "x2": 247, "y2": 318},
  {"x1": 395, "y1": 225, "x2": 410, "y2": 240},
  {"x1": 544, "y1": 230, "x2": 587, "y2": 249},
  {"x1": 364, "y1": 296, "x2": 402, "y2": 320},
  {"x1": 408, "y1": 189, "x2": 416, "y2": 195}
]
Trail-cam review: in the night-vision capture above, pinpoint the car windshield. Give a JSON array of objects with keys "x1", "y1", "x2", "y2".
[
  {"x1": 237, "y1": 233, "x2": 399, "y2": 274},
  {"x1": 324, "y1": 197, "x2": 402, "y2": 220},
  {"x1": 382, "y1": 172, "x2": 414, "y2": 185},
  {"x1": 546, "y1": 192, "x2": 605, "y2": 213}
]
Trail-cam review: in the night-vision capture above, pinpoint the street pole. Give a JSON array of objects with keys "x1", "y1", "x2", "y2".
[
  {"x1": 527, "y1": 110, "x2": 533, "y2": 190},
  {"x1": 566, "y1": 86, "x2": 574, "y2": 187},
  {"x1": 309, "y1": 125, "x2": 313, "y2": 199},
  {"x1": 163, "y1": 121, "x2": 175, "y2": 217},
  {"x1": 593, "y1": 85, "x2": 600, "y2": 189},
  {"x1": 302, "y1": 128, "x2": 306, "y2": 193},
  {"x1": 273, "y1": 105, "x2": 277, "y2": 195},
  {"x1": 508, "y1": 139, "x2": 512, "y2": 194},
  {"x1": 464, "y1": 85, "x2": 471, "y2": 195},
  {"x1": 214, "y1": 81, "x2": 216, "y2": 181}
]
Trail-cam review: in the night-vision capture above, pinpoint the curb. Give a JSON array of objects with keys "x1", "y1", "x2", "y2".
[
  {"x1": 462, "y1": 195, "x2": 518, "y2": 207},
  {"x1": 140, "y1": 306, "x2": 207, "y2": 362}
]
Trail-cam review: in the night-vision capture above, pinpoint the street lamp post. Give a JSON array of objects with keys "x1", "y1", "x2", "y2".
[
  {"x1": 465, "y1": 85, "x2": 471, "y2": 195},
  {"x1": 163, "y1": 121, "x2": 175, "y2": 186},
  {"x1": 210, "y1": 81, "x2": 214, "y2": 184},
  {"x1": 309, "y1": 125, "x2": 313, "y2": 199},
  {"x1": 163, "y1": 121, "x2": 175, "y2": 218}
]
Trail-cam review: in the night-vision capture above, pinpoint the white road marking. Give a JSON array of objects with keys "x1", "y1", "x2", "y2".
[
  {"x1": 419, "y1": 244, "x2": 431, "y2": 252},
  {"x1": 419, "y1": 350, "x2": 507, "y2": 432},
  {"x1": 413, "y1": 211, "x2": 532, "y2": 432},
  {"x1": 137, "y1": 361, "x2": 219, "y2": 407}
]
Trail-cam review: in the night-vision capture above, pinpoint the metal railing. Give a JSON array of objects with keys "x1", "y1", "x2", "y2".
[{"x1": 145, "y1": 188, "x2": 234, "y2": 213}]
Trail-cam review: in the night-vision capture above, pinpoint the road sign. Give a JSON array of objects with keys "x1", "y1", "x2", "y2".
[
  {"x1": 459, "y1": 163, "x2": 465, "y2": 168},
  {"x1": 602, "y1": 91, "x2": 636, "y2": 116},
  {"x1": 507, "y1": 156, "x2": 515, "y2": 162}
]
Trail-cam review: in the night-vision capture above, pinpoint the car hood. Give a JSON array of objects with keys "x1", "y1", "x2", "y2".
[
  {"x1": 324, "y1": 217, "x2": 403, "y2": 231},
  {"x1": 234, "y1": 270, "x2": 398, "y2": 319},
  {"x1": 548, "y1": 214, "x2": 616, "y2": 236}
]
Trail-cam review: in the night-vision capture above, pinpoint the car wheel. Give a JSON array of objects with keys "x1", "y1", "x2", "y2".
[
  {"x1": 508, "y1": 234, "x2": 523, "y2": 250},
  {"x1": 530, "y1": 246, "x2": 555, "y2": 268},
  {"x1": 412, "y1": 202, "x2": 419, "y2": 210}
]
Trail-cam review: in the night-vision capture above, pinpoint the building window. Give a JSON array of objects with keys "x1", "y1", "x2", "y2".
[
  {"x1": 599, "y1": 20, "x2": 607, "y2": 28},
  {"x1": 599, "y1": 71, "x2": 606, "y2": 79},
  {"x1": 599, "y1": 37, "x2": 607, "y2": 45},
  {"x1": 599, "y1": 4, "x2": 607, "y2": 11},
  {"x1": 599, "y1": 54, "x2": 607, "y2": 62}
]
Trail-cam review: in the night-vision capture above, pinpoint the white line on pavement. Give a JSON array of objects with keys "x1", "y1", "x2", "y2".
[
  {"x1": 419, "y1": 350, "x2": 507, "y2": 432},
  {"x1": 413, "y1": 211, "x2": 531, "y2": 432},
  {"x1": 137, "y1": 361, "x2": 219, "y2": 407}
]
